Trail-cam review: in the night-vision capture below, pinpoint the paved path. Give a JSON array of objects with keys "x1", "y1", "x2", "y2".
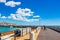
[{"x1": 37, "y1": 28, "x2": 60, "y2": 40}]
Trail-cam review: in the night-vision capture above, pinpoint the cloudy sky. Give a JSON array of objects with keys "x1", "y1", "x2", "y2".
[
  {"x1": 0, "y1": 0, "x2": 40, "y2": 26},
  {"x1": 0, "y1": 0, "x2": 60, "y2": 26}
]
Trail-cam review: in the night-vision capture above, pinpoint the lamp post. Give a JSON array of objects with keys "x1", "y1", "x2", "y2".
[
  {"x1": 39, "y1": 18, "x2": 40, "y2": 27},
  {"x1": 34, "y1": 17, "x2": 40, "y2": 32},
  {"x1": 29, "y1": 22, "x2": 31, "y2": 33}
]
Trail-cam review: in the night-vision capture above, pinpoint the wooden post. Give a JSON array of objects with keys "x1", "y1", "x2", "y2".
[
  {"x1": 14, "y1": 30, "x2": 16, "y2": 40},
  {"x1": 14, "y1": 36, "x2": 16, "y2": 40},
  {"x1": 26, "y1": 27, "x2": 27, "y2": 34},
  {"x1": 22, "y1": 28, "x2": 23, "y2": 36},
  {"x1": 0, "y1": 33, "x2": 1, "y2": 40}
]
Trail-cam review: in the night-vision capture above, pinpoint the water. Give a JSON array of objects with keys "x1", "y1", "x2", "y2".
[
  {"x1": 47, "y1": 26, "x2": 60, "y2": 32},
  {"x1": 51, "y1": 26, "x2": 60, "y2": 28},
  {"x1": 0, "y1": 26, "x2": 19, "y2": 33}
]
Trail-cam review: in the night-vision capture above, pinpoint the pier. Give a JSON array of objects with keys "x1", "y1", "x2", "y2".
[{"x1": 37, "y1": 28, "x2": 60, "y2": 40}]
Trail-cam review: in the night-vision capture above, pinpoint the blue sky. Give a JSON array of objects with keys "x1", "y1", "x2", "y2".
[{"x1": 0, "y1": 0, "x2": 60, "y2": 26}]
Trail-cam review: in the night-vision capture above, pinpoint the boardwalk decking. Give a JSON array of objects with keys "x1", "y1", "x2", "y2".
[{"x1": 37, "y1": 28, "x2": 60, "y2": 40}]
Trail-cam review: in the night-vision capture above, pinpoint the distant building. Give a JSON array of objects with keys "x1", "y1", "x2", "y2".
[{"x1": 0, "y1": 22, "x2": 17, "y2": 26}]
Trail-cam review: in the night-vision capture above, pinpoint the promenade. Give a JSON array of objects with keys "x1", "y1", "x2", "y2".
[{"x1": 37, "y1": 28, "x2": 60, "y2": 40}]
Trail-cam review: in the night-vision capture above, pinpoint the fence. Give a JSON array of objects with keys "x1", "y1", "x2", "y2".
[
  {"x1": 0, "y1": 27, "x2": 40, "y2": 40},
  {"x1": 0, "y1": 27, "x2": 31, "y2": 40}
]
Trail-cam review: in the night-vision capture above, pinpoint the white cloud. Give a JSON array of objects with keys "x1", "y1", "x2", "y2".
[
  {"x1": 1, "y1": 16, "x2": 7, "y2": 18},
  {"x1": 0, "y1": 0, "x2": 6, "y2": 3},
  {"x1": 16, "y1": 8, "x2": 34, "y2": 16},
  {"x1": 30, "y1": 19, "x2": 39, "y2": 22},
  {"x1": 0, "y1": 0, "x2": 40, "y2": 22},
  {"x1": 15, "y1": 8, "x2": 35, "y2": 22},
  {"x1": 0, "y1": 9, "x2": 39, "y2": 22},
  {"x1": 5, "y1": 1, "x2": 21, "y2": 7},
  {"x1": 7, "y1": 8, "x2": 39, "y2": 22},
  {"x1": 33, "y1": 15, "x2": 40, "y2": 18},
  {"x1": 22, "y1": 17, "x2": 30, "y2": 22},
  {"x1": 22, "y1": 17, "x2": 39, "y2": 22},
  {"x1": 10, "y1": 14, "x2": 16, "y2": 19},
  {"x1": 8, "y1": 13, "x2": 23, "y2": 20},
  {"x1": 8, "y1": 16, "x2": 11, "y2": 19},
  {"x1": 0, "y1": 13, "x2": 1, "y2": 17}
]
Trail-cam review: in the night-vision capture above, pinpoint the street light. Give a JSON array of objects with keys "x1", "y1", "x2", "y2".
[{"x1": 34, "y1": 17, "x2": 40, "y2": 32}]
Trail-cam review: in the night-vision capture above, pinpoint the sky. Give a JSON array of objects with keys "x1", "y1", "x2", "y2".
[{"x1": 0, "y1": 0, "x2": 60, "y2": 26}]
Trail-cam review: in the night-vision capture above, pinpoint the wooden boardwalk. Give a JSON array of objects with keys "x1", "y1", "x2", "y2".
[{"x1": 37, "y1": 28, "x2": 60, "y2": 40}]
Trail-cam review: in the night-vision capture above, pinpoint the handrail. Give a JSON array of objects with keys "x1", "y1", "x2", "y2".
[{"x1": 2, "y1": 32, "x2": 21, "y2": 40}]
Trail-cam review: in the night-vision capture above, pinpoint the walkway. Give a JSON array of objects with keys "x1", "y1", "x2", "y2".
[{"x1": 37, "y1": 28, "x2": 60, "y2": 40}]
